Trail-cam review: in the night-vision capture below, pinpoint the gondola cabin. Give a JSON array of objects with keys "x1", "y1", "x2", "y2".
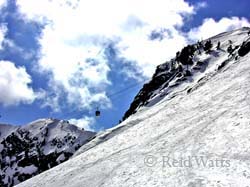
[{"x1": 95, "y1": 110, "x2": 100, "y2": 117}]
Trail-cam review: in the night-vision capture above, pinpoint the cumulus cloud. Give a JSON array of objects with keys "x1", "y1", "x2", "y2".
[
  {"x1": 188, "y1": 17, "x2": 250, "y2": 41},
  {"x1": 0, "y1": 61, "x2": 38, "y2": 106},
  {"x1": 0, "y1": 0, "x2": 6, "y2": 9},
  {"x1": 194, "y1": 1, "x2": 208, "y2": 11},
  {"x1": 69, "y1": 116, "x2": 96, "y2": 131},
  {"x1": 16, "y1": 0, "x2": 195, "y2": 112},
  {"x1": 116, "y1": 27, "x2": 188, "y2": 77}
]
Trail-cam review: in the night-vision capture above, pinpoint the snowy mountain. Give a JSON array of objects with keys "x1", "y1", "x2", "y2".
[
  {"x1": 17, "y1": 27, "x2": 250, "y2": 187},
  {"x1": 123, "y1": 27, "x2": 250, "y2": 120},
  {"x1": 0, "y1": 124, "x2": 18, "y2": 142},
  {"x1": 0, "y1": 118, "x2": 96, "y2": 186}
]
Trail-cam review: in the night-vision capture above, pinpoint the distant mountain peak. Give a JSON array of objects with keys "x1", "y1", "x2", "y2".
[{"x1": 0, "y1": 118, "x2": 96, "y2": 186}]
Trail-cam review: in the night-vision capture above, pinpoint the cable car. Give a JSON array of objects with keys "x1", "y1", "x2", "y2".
[
  {"x1": 92, "y1": 79, "x2": 149, "y2": 117},
  {"x1": 95, "y1": 108, "x2": 100, "y2": 117}
]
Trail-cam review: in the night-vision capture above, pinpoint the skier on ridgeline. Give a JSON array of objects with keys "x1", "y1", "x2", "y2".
[
  {"x1": 227, "y1": 44, "x2": 233, "y2": 56},
  {"x1": 216, "y1": 41, "x2": 221, "y2": 50}
]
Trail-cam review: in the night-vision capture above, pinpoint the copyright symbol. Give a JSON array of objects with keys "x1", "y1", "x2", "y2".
[{"x1": 144, "y1": 155, "x2": 157, "y2": 167}]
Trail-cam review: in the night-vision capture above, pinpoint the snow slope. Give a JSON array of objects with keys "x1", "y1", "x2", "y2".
[{"x1": 17, "y1": 28, "x2": 250, "y2": 187}]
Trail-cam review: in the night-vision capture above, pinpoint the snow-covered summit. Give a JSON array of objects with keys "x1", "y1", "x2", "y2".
[
  {"x1": 0, "y1": 124, "x2": 18, "y2": 142},
  {"x1": 17, "y1": 27, "x2": 250, "y2": 187},
  {"x1": 123, "y1": 27, "x2": 250, "y2": 120},
  {"x1": 0, "y1": 118, "x2": 96, "y2": 186}
]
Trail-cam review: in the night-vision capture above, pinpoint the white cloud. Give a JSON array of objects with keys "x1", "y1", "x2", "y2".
[
  {"x1": 188, "y1": 17, "x2": 250, "y2": 41},
  {"x1": 0, "y1": 0, "x2": 6, "y2": 9},
  {"x1": 0, "y1": 61, "x2": 38, "y2": 106},
  {"x1": 16, "y1": 0, "x2": 195, "y2": 111},
  {"x1": 194, "y1": 1, "x2": 208, "y2": 11},
  {"x1": 0, "y1": 24, "x2": 7, "y2": 50},
  {"x1": 69, "y1": 116, "x2": 96, "y2": 131},
  {"x1": 116, "y1": 27, "x2": 188, "y2": 77}
]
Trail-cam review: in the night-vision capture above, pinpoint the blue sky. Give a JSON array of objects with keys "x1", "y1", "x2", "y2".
[{"x1": 0, "y1": 0, "x2": 249, "y2": 131}]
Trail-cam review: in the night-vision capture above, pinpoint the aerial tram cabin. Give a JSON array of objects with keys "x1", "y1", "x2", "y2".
[{"x1": 95, "y1": 108, "x2": 100, "y2": 117}]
